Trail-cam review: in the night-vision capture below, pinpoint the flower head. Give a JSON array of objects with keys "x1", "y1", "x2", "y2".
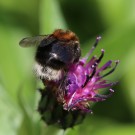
[
  {"x1": 37, "y1": 36, "x2": 119, "y2": 129},
  {"x1": 62, "y1": 36, "x2": 119, "y2": 112}
]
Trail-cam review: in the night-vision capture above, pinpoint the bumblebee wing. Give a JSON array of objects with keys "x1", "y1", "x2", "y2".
[{"x1": 19, "y1": 35, "x2": 46, "y2": 47}]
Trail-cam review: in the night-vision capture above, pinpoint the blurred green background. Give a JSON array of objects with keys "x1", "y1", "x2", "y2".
[{"x1": 0, "y1": 0, "x2": 135, "y2": 135}]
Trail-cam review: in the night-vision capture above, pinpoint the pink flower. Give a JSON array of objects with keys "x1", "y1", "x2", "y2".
[{"x1": 62, "y1": 37, "x2": 119, "y2": 112}]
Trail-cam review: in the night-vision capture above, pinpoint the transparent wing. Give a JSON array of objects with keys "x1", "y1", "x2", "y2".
[{"x1": 19, "y1": 35, "x2": 47, "y2": 47}]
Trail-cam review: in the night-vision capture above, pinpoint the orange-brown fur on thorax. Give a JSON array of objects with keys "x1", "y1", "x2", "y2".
[{"x1": 53, "y1": 29, "x2": 79, "y2": 42}]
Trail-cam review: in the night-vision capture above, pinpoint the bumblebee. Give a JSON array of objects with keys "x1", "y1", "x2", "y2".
[{"x1": 19, "y1": 29, "x2": 81, "y2": 84}]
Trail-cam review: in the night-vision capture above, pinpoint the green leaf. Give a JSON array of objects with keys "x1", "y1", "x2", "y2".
[
  {"x1": 0, "y1": 0, "x2": 39, "y2": 19},
  {"x1": 122, "y1": 46, "x2": 135, "y2": 119},
  {"x1": 94, "y1": 124, "x2": 135, "y2": 135},
  {"x1": 0, "y1": 23, "x2": 34, "y2": 102},
  {"x1": 97, "y1": 0, "x2": 135, "y2": 26},
  {"x1": 65, "y1": 126, "x2": 79, "y2": 135},
  {"x1": 79, "y1": 116, "x2": 135, "y2": 135},
  {"x1": 0, "y1": 85, "x2": 21, "y2": 135},
  {"x1": 0, "y1": 23, "x2": 38, "y2": 134},
  {"x1": 39, "y1": 0, "x2": 67, "y2": 34}
]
